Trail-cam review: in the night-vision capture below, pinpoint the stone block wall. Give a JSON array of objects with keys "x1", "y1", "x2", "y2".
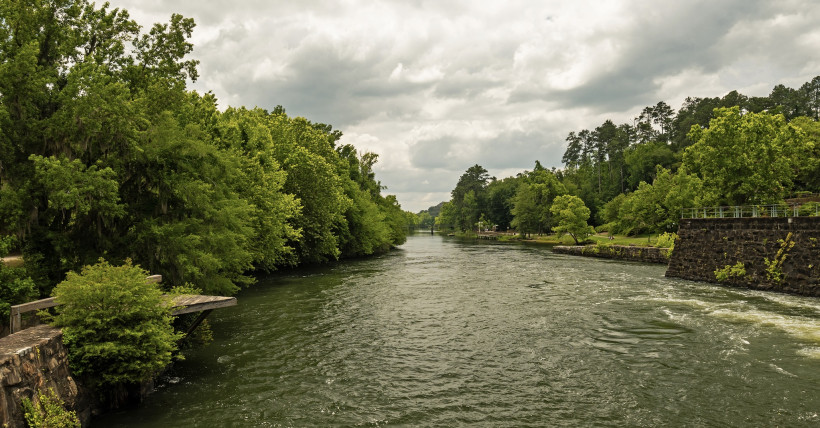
[
  {"x1": 553, "y1": 245, "x2": 671, "y2": 264},
  {"x1": 0, "y1": 325, "x2": 91, "y2": 427},
  {"x1": 666, "y1": 217, "x2": 820, "y2": 296}
]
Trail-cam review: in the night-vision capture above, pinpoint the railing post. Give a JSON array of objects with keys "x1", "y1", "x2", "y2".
[{"x1": 10, "y1": 308, "x2": 21, "y2": 334}]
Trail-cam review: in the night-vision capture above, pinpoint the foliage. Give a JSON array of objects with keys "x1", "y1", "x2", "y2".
[
  {"x1": 49, "y1": 260, "x2": 182, "y2": 388},
  {"x1": 789, "y1": 117, "x2": 820, "y2": 192},
  {"x1": 764, "y1": 233, "x2": 795, "y2": 283},
  {"x1": 684, "y1": 107, "x2": 803, "y2": 205},
  {"x1": 798, "y1": 202, "x2": 820, "y2": 217},
  {"x1": 485, "y1": 176, "x2": 519, "y2": 230},
  {"x1": 616, "y1": 167, "x2": 711, "y2": 235},
  {"x1": 655, "y1": 232, "x2": 677, "y2": 249},
  {"x1": 510, "y1": 166, "x2": 566, "y2": 236},
  {"x1": 450, "y1": 165, "x2": 490, "y2": 231},
  {"x1": 714, "y1": 262, "x2": 746, "y2": 282},
  {"x1": 21, "y1": 388, "x2": 80, "y2": 428},
  {"x1": 436, "y1": 201, "x2": 458, "y2": 232},
  {"x1": 550, "y1": 195, "x2": 595, "y2": 245},
  {"x1": 0, "y1": 236, "x2": 37, "y2": 324},
  {"x1": 0, "y1": 1, "x2": 408, "y2": 299}
]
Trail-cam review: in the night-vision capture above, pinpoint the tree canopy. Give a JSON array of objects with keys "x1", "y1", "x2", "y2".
[
  {"x1": 431, "y1": 76, "x2": 820, "y2": 239},
  {"x1": 0, "y1": 0, "x2": 411, "y2": 307}
]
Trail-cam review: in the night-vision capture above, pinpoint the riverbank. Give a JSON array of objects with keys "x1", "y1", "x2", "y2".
[{"x1": 553, "y1": 244, "x2": 671, "y2": 264}]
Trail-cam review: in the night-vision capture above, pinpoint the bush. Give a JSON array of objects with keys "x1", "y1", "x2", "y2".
[
  {"x1": 798, "y1": 202, "x2": 820, "y2": 217},
  {"x1": 21, "y1": 388, "x2": 80, "y2": 428},
  {"x1": 715, "y1": 262, "x2": 746, "y2": 282},
  {"x1": 49, "y1": 260, "x2": 182, "y2": 388},
  {"x1": 655, "y1": 232, "x2": 677, "y2": 249}
]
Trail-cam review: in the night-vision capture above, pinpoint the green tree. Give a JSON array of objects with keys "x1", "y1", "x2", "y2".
[
  {"x1": 550, "y1": 195, "x2": 595, "y2": 245},
  {"x1": 49, "y1": 260, "x2": 182, "y2": 389},
  {"x1": 684, "y1": 107, "x2": 803, "y2": 205},
  {"x1": 510, "y1": 166, "x2": 565, "y2": 236},
  {"x1": 436, "y1": 202, "x2": 458, "y2": 232},
  {"x1": 789, "y1": 116, "x2": 820, "y2": 192},
  {"x1": 417, "y1": 211, "x2": 434, "y2": 230},
  {"x1": 485, "y1": 176, "x2": 520, "y2": 230},
  {"x1": 451, "y1": 165, "x2": 490, "y2": 231},
  {"x1": 616, "y1": 167, "x2": 710, "y2": 235},
  {"x1": 624, "y1": 141, "x2": 676, "y2": 191}
]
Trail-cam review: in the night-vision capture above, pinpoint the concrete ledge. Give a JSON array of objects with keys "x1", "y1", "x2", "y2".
[{"x1": 553, "y1": 245, "x2": 671, "y2": 264}]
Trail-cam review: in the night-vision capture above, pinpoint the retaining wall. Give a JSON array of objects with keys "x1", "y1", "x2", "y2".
[
  {"x1": 666, "y1": 217, "x2": 820, "y2": 296},
  {"x1": 553, "y1": 245, "x2": 671, "y2": 264},
  {"x1": 0, "y1": 325, "x2": 91, "y2": 427}
]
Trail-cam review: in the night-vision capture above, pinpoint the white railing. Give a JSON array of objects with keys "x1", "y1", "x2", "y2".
[{"x1": 681, "y1": 203, "x2": 819, "y2": 219}]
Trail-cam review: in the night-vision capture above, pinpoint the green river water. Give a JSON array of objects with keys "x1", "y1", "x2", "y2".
[{"x1": 97, "y1": 233, "x2": 820, "y2": 427}]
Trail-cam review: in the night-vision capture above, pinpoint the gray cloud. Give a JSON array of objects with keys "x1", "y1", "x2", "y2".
[{"x1": 106, "y1": 0, "x2": 820, "y2": 211}]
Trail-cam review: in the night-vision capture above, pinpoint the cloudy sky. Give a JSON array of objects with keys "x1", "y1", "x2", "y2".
[{"x1": 106, "y1": 0, "x2": 820, "y2": 212}]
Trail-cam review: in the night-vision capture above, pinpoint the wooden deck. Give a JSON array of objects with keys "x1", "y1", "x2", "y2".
[
  {"x1": 170, "y1": 294, "x2": 237, "y2": 315},
  {"x1": 8, "y1": 275, "x2": 237, "y2": 334}
]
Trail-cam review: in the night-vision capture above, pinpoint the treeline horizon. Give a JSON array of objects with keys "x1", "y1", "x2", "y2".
[
  {"x1": 0, "y1": 1, "x2": 411, "y2": 319},
  {"x1": 419, "y1": 76, "x2": 820, "y2": 236}
]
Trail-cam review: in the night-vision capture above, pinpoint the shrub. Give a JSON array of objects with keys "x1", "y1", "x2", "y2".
[
  {"x1": 655, "y1": 232, "x2": 677, "y2": 249},
  {"x1": 715, "y1": 262, "x2": 746, "y2": 282},
  {"x1": 21, "y1": 388, "x2": 80, "y2": 428},
  {"x1": 49, "y1": 260, "x2": 182, "y2": 388},
  {"x1": 798, "y1": 201, "x2": 820, "y2": 217}
]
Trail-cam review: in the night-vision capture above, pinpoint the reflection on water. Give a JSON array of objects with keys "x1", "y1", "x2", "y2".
[{"x1": 97, "y1": 233, "x2": 820, "y2": 427}]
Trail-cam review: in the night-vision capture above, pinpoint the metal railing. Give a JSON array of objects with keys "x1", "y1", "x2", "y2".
[{"x1": 681, "y1": 203, "x2": 820, "y2": 219}]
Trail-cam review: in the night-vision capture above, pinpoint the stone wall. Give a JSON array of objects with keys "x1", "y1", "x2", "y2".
[
  {"x1": 0, "y1": 325, "x2": 92, "y2": 427},
  {"x1": 666, "y1": 217, "x2": 820, "y2": 297},
  {"x1": 553, "y1": 245, "x2": 671, "y2": 264}
]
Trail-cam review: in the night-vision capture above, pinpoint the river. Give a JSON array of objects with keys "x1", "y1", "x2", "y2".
[{"x1": 97, "y1": 233, "x2": 820, "y2": 427}]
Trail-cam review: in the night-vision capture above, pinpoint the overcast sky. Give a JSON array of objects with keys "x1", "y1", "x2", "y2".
[{"x1": 106, "y1": 0, "x2": 820, "y2": 212}]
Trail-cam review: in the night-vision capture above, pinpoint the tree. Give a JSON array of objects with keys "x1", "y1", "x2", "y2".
[
  {"x1": 417, "y1": 211, "x2": 433, "y2": 230},
  {"x1": 550, "y1": 195, "x2": 595, "y2": 245},
  {"x1": 623, "y1": 141, "x2": 675, "y2": 191},
  {"x1": 616, "y1": 167, "x2": 711, "y2": 235},
  {"x1": 436, "y1": 202, "x2": 458, "y2": 232},
  {"x1": 49, "y1": 260, "x2": 181, "y2": 389},
  {"x1": 799, "y1": 76, "x2": 820, "y2": 121},
  {"x1": 451, "y1": 165, "x2": 490, "y2": 231},
  {"x1": 671, "y1": 96, "x2": 720, "y2": 150},
  {"x1": 789, "y1": 116, "x2": 820, "y2": 192},
  {"x1": 510, "y1": 166, "x2": 566, "y2": 236},
  {"x1": 485, "y1": 176, "x2": 520, "y2": 230},
  {"x1": 510, "y1": 184, "x2": 539, "y2": 236},
  {"x1": 684, "y1": 107, "x2": 803, "y2": 205}
]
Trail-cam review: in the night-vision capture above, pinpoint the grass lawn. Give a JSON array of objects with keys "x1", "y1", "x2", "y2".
[{"x1": 525, "y1": 233, "x2": 664, "y2": 247}]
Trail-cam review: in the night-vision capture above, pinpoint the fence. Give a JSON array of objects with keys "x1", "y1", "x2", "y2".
[{"x1": 681, "y1": 203, "x2": 820, "y2": 219}]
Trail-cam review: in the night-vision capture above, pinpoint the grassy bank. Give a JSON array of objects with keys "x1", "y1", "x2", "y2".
[{"x1": 445, "y1": 231, "x2": 671, "y2": 247}]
